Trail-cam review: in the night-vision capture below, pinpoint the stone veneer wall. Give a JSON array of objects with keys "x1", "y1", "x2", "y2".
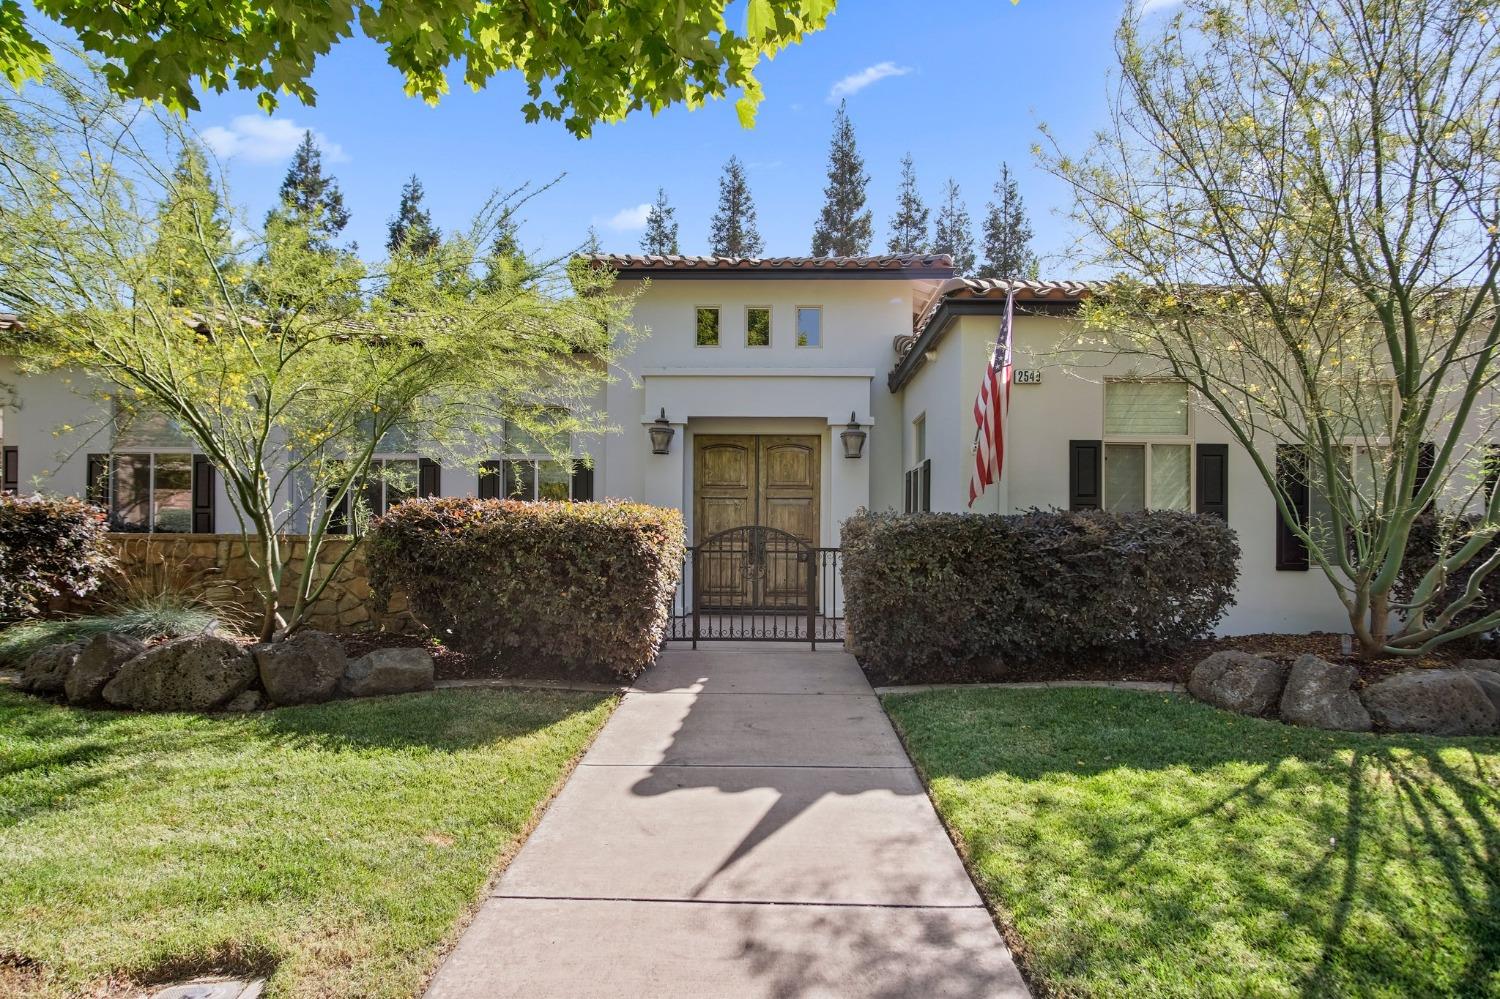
[{"x1": 106, "y1": 533, "x2": 420, "y2": 634}]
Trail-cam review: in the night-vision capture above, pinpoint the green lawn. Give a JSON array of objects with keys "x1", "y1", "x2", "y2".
[
  {"x1": 0, "y1": 686, "x2": 614, "y2": 998},
  {"x1": 883, "y1": 687, "x2": 1500, "y2": 999}
]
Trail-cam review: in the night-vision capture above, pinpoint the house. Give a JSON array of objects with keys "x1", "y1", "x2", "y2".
[{"x1": 0, "y1": 254, "x2": 1412, "y2": 635}]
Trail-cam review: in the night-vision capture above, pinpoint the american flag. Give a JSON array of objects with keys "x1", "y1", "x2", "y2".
[{"x1": 968, "y1": 289, "x2": 1015, "y2": 507}]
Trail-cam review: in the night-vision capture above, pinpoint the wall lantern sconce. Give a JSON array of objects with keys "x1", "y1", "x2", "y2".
[
  {"x1": 648, "y1": 408, "x2": 675, "y2": 454},
  {"x1": 840, "y1": 412, "x2": 867, "y2": 459}
]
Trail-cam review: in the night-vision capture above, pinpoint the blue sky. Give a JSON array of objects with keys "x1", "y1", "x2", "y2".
[{"x1": 176, "y1": 0, "x2": 1178, "y2": 272}]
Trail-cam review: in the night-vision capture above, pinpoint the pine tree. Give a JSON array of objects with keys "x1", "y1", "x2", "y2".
[
  {"x1": 266, "y1": 131, "x2": 350, "y2": 251},
  {"x1": 979, "y1": 163, "x2": 1037, "y2": 280},
  {"x1": 152, "y1": 142, "x2": 235, "y2": 307},
  {"x1": 931, "y1": 179, "x2": 976, "y2": 275},
  {"x1": 640, "y1": 188, "x2": 680, "y2": 255},
  {"x1": 481, "y1": 210, "x2": 534, "y2": 291},
  {"x1": 886, "y1": 152, "x2": 929, "y2": 254},
  {"x1": 708, "y1": 155, "x2": 764, "y2": 257},
  {"x1": 583, "y1": 226, "x2": 603, "y2": 255},
  {"x1": 810, "y1": 100, "x2": 872, "y2": 257},
  {"x1": 386, "y1": 174, "x2": 442, "y2": 256}
]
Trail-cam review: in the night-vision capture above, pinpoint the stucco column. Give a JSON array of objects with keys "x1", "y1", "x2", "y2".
[
  {"x1": 642, "y1": 419, "x2": 688, "y2": 515},
  {"x1": 827, "y1": 417, "x2": 871, "y2": 547}
]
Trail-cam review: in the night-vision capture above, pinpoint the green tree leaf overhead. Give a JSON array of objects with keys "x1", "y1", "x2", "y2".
[
  {"x1": 709, "y1": 155, "x2": 765, "y2": 256},
  {"x1": 810, "y1": 99, "x2": 872, "y2": 257},
  {"x1": 3, "y1": 1, "x2": 838, "y2": 138}
]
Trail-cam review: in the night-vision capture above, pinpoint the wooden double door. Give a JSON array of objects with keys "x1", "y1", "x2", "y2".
[{"x1": 694, "y1": 434, "x2": 820, "y2": 609}]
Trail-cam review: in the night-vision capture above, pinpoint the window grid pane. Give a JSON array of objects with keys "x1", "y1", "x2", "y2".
[
  {"x1": 1105, "y1": 444, "x2": 1147, "y2": 512},
  {"x1": 796, "y1": 307, "x2": 821, "y2": 347},
  {"x1": 747, "y1": 307, "x2": 771, "y2": 347},
  {"x1": 1151, "y1": 444, "x2": 1192, "y2": 511},
  {"x1": 696, "y1": 308, "x2": 720, "y2": 346},
  {"x1": 1106, "y1": 381, "x2": 1188, "y2": 436},
  {"x1": 152, "y1": 453, "x2": 193, "y2": 532}
]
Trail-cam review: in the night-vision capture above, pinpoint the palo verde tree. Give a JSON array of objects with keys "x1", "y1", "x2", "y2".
[
  {"x1": 1, "y1": 1, "x2": 836, "y2": 136},
  {"x1": 1045, "y1": 0, "x2": 1500, "y2": 655},
  {"x1": 0, "y1": 65, "x2": 637, "y2": 641}
]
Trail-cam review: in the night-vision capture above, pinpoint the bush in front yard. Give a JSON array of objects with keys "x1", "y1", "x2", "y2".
[
  {"x1": 366, "y1": 498, "x2": 685, "y2": 681},
  {"x1": 0, "y1": 494, "x2": 113, "y2": 622},
  {"x1": 842, "y1": 509, "x2": 1240, "y2": 682}
]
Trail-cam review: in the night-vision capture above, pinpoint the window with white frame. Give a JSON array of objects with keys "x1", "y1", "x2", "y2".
[
  {"x1": 481, "y1": 415, "x2": 580, "y2": 501},
  {"x1": 746, "y1": 306, "x2": 771, "y2": 347},
  {"x1": 364, "y1": 456, "x2": 420, "y2": 514},
  {"x1": 104, "y1": 407, "x2": 195, "y2": 532},
  {"x1": 1102, "y1": 380, "x2": 1193, "y2": 512},
  {"x1": 905, "y1": 413, "x2": 930, "y2": 513},
  {"x1": 696, "y1": 307, "x2": 721, "y2": 346},
  {"x1": 795, "y1": 306, "x2": 822, "y2": 347}
]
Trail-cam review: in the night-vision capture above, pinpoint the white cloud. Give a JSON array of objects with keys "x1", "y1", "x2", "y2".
[
  {"x1": 827, "y1": 62, "x2": 912, "y2": 102},
  {"x1": 1139, "y1": 0, "x2": 1184, "y2": 14},
  {"x1": 598, "y1": 203, "x2": 652, "y2": 231},
  {"x1": 200, "y1": 115, "x2": 348, "y2": 164}
]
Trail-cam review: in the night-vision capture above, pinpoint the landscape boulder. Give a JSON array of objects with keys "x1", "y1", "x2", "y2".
[
  {"x1": 341, "y1": 647, "x2": 434, "y2": 698},
  {"x1": 1187, "y1": 650, "x2": 1288, "y2": 716},
  {"x1": 64, "y1": 633, "x2": 147, "y2": 704},
  {"x1": 1278, "y1": 654, "x2": 1371, "y2": 731},
  {"x1": 1361, "y1": 669, "x2": 1500, "y2": 736},
  {"x1": 224, "y1": 690, "x2": 264, "y2": 713},
  {"x1": 102, "y1": 633, "x2": 255, "y2": 712},
  {"x1": 1453, "y1": 660, "x2": 1500, "y2": 713},
  {"x1": 19, "y1": 641, "x2": 85, "y2": 696},
  {"x1": 254, "y1": 630, "x2": 347, "y2": 705}
]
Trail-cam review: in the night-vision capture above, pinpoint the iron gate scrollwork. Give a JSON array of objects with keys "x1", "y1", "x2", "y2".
[{"x1": 670, "y1": 526, "x2": 844, "y2": 649}]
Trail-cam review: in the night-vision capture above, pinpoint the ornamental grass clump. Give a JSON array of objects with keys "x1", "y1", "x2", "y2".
[
  {"x1": 367, "y1": 498, "x2": 685, "y2": 681},
  {"x1": 842, "y1": 508, "x2": 1239, "y2": 682}
]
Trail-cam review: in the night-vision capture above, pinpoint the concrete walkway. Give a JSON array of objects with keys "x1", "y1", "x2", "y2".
[{"x1": 426, "y1": 646, "x2": 1030, "y2": 999}]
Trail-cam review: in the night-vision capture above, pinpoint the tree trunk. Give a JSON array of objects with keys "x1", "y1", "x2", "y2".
[{"x1": 1359, "y1": 591, "x2": 1391, "y2": 658}]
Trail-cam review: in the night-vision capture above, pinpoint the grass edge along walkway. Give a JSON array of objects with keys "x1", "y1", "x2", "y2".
[
  {"x1": 882, "y1": 685, "x2": 1500, "y2": 999},
  {"x1": 0, "y1": 687, "x2": 616, "y2": 998}
]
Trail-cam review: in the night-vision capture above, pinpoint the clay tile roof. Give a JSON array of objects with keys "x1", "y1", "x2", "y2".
[
  {"x1": 0, "y1": 312, "x2": 21, "y2": 331},
  {"x1": 911, "y1": 277, "x2": 1099, "y2": 340},
  {"x1": 590, "y1": 253, "x2": 956, "y2": 278}
]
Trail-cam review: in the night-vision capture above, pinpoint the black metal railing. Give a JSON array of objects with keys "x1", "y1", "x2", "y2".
[{"x1": 667, "y1": 527, "x2": 843, "y2": 649}]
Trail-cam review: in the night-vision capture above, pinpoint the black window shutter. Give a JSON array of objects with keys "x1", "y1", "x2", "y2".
[
  {"x1": 571, "y1": 463, "x2": 594, "y2": 501},
  {"x1": 904, "y1": 469, "x2": 914, "y2": 513},
  {"x1": 1275, "y1": 444, "x2": 1309, "y2": 571},
  {"x1": 1485, "y1": 444, "x2": 1500, "y2": 506},
  {"x1": 1069, "y1": 440, "x2": 1102, "y2": 511},
  {"x1": 418, "y1": 457, "x2": 441, "y2": 498},
  {"x1": 1413, "y1": 441, "x2": 1435, "y2": 512},
  {"x1": 86, "y1": 453, "x2": 109, "y2": 509},
  {"x1": 327, "y1": 488, "x2": 349, "y2": 534},
  {"x1": 192, "y1": 455, "x2": 215, "y2": 533},
  {"x1": 2, "y1": 446, "x2": 17, "y2": 494},
  {"x1": 1195, "y1": 443, "x2": 1229, "y2": 519},
  {"x1": 478, "y1": 460, "x2": 501, "y2": 500},
  {"x1": 921, "y1": 458, "x2": 932, "y2": 512}
]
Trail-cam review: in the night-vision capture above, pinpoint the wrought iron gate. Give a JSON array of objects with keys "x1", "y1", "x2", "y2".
[{"x1": 667, "y1": 526, "x2": 843, "y2": 648}]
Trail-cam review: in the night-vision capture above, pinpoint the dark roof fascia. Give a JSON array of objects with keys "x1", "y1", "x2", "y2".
[
  {"x1": 887, "y1": 297, "x2": 1081, "y2": 392},
  {"x1": 609, "y1": 264, "x2": 955, "y2": 281}
]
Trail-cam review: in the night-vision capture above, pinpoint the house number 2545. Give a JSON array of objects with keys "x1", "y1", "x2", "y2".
[{"x1": 1013, "y1": 369, "x2": 1042, "y2": 385}]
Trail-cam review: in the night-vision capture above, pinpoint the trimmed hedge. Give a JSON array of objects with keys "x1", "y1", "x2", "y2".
[
  {"x1": 0, "y1": 494, "x2": 114, "y2": 622},
  {"x1": 842, "y1": 509, "x2": 1240, "y2": 682},
  {"x1": 367, "y1": 498, "x2": 685, "y2": 681}
]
